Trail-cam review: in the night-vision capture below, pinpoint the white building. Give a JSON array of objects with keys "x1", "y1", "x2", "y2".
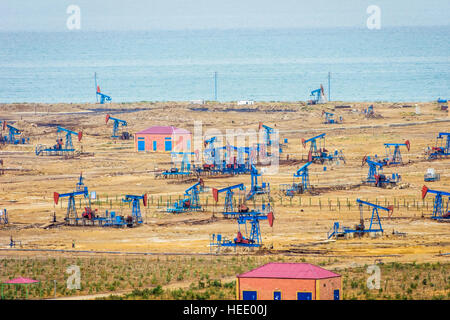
[
  {"x1": 190, "y1": 100, "x2": 205, "y2": 105},
  {"x1": 237, "y1": 100, "x2": 255, "y2": 105}
]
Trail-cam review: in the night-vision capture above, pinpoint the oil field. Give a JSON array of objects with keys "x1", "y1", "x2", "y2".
[{"x1": 0, "y1": 100, "x2": 449, "y2": 300}]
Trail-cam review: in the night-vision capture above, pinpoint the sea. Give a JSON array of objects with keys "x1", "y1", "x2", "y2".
[{"x1": 0, "y1": 26, "x2": 449, "y2": 103}]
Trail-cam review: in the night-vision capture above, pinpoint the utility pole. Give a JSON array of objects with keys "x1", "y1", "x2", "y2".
[
  {"x1": 327, "y1": 72, "x2": 331, "y2": 102},
  {"x1": 94, "y1": 72, "x2": 98, "y2": 103},
  {"x1": 214, "y1": 71, "x2": 218, "y2": 101}
]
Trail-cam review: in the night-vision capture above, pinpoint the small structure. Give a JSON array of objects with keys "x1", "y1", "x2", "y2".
[
  {"x1": 237, "y1": 100, "x2": 255, "y2": 105},
  {"x1": 190, "y1": 100, "x2": 205, "y2": 105},
  {"x1": 134, "y1": 126, "x2": 191, "y2": 152},
  {"x1": 363, "y1": 104, "x2": 375, "y2": 118},
  {"x1": 0, "y1": 208, "x2": 8, "y2": 224},
  {"x1": 9, "y1": 236, "x2": 21, "y2": 248},
  {"x1": 1, "y1": 277, "x2": 39, "y2": 300},
  {"x1": 237, "y1": 263, "x2": 341, "y2": 300},
  {"x1": 322, "y1": 111, "x2": 343, "y2": 124},
  {"x1": 424, "y1": 168, "x2": 440, "y2": 182}
]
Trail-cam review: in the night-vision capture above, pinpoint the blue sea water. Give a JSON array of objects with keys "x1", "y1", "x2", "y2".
[{"x1": 0, "y1": 27, "x2": 449, "y2": 103}]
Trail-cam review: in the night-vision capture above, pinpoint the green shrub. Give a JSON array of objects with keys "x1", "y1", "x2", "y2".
[{"x1": 152, "y1": 285, "x2": 163, "y2": 296}]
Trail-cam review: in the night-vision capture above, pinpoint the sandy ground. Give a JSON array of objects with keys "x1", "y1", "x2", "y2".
[{"x1": 0, "y1": 101, "x2": 449, "y2": 269}]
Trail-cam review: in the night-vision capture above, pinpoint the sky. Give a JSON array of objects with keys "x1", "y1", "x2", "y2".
[{"x1": 0, "y1": 0, "x2": 449, "y2": 31}]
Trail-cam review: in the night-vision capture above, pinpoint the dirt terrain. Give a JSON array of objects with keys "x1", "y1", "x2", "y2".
[{"x1": 0, "y1": 101, "x2": 449, "y2": 287}]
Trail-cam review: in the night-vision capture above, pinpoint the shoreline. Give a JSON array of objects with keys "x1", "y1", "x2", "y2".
[{"x1": 0, "y1": 100, "x2": 443, "y2": 105}]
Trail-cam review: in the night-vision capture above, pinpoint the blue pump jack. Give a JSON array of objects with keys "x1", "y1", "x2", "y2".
[
  {"x1": 212, "y1": 183, "x2": 246, "y2": 218},
  {"x1": 202, "y1": 136, "x2": 220, "y2": 170},
  {"x1": 210, "y1": 208, "x2": 274, "y2": 250},
  {"x1": 161, "y1": 152, "x2": 195, "y2": 178},
  {"x1": 121, "y1": 194, "x2": 146, "y2": 226},
  {"x1": 1, "y1": 121, "x2": 29, "y2": 145},
  {"x1": 258, "y1": 122, "x2": 275, "y2": 147},
  {"x1": 382, "y1": 140, "x2": 410, "y2": 165},
  {"x1": 302, "y1": 133, "x2": 328, "y2": 163},
  {"x1": 322, "y1": 111, "x2": 343, "y2": 124},
  {"x1": 35, "y1": 126, "x2": 83, "y2": 156},
  {"x1": 308, "y1": 84, "x2": 326, "y2": 105},
  {"x1": 426, "y1": 132, "x2": 450, "y2": 160},
  {"x1": 246, "y1": 165, "x2": 270, "y2": 200},
  {"x1": 362, "y1": 156, "x2": 401, "y2": 187},
  {"x1": 105, "y1": 114, "x2": 127, "y2": 138},
  {"x1": 96, "y1": 84, "x2": 111, "y2": 104},
  {"x1": 167, "y1": 179, "x2": 204, "y2": 213},
  {"x1": 302, "y1": 133, "x2": 345, "y2": 165},
  {"x1": 283, "y1": 161, "x2": 312, "y2": 196},
  {"x1": 328, "y1": 199, "x2": 393, "y2": 239},
  {"x1": 422, "y1": 185, "x2": 450, "y2": 221},
  {"x1": 54, "y1": 186, "x2": 89, "y2": 223}
]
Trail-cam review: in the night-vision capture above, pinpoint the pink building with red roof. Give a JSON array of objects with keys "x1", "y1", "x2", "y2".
[
  {"x1": 236, "y1": 263, "x2": 341, "y2": 300},
  {"x1": 134, "y1": 126, "x2": 192, "y2": 152}
]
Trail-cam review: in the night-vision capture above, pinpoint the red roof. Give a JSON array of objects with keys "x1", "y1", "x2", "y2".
[
  {"x1": 136, "y1": 126, "x2": 191, "y2": 135},
  {"x1": 3, "y1": 277, "x2": 39, "y2": 284},
  {"x1": 237, "y1": 263, "x2": 340, "y2": 280}
]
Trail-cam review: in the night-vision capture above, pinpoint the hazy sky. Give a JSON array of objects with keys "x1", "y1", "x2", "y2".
[{"x1": 1, "y1": 0, "x2": 449, "y2": 31}]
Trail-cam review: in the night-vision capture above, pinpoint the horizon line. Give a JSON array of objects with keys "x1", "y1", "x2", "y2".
[{"x1": 1, "y1": 24, "x2": 449, "y2": 33}]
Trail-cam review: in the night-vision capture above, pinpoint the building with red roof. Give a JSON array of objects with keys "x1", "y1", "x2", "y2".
[
  {"x1": 236, "y1": 263, "x2": 341, "y2": 300},
  {"x1": 134, "y1": 126, "x2": 192, "y2": 152}
]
